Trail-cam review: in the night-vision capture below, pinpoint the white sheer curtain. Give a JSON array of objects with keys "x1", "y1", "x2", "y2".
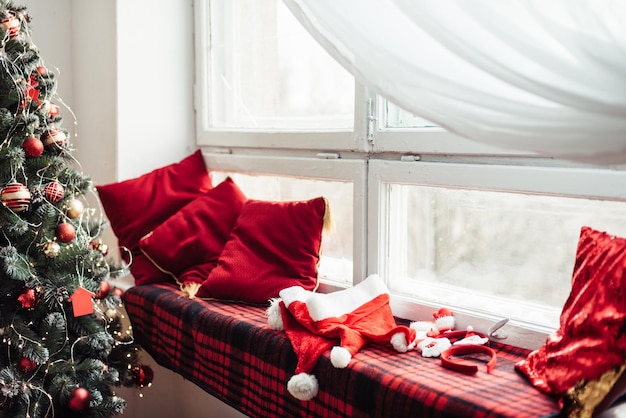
[{"x1": 282, "y1": 0, "x2": 626, "y2": 164}]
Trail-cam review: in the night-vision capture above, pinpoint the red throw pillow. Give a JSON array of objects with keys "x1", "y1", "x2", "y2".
[
  {"x1": 139, "y1": 178, "x2": 247, "y2": 283},
  {"x1": 97, "y1": 150, "x2": 212, "y2": 285},
  {"x1": 195, "y1": 197, "x2": 329, "y2": 304},
  {"x1": 515, "y1": 226, "x2": 626, "y2": 416}
]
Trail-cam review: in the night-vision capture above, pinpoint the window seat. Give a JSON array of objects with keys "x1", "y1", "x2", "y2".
[{"x1": 123, "y1": 283, "x2": 560, "y2": 418}]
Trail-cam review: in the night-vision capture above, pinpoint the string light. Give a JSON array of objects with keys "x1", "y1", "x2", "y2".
[{"x1": 0, "y1": 6, "x2": 149, "y2": 415}]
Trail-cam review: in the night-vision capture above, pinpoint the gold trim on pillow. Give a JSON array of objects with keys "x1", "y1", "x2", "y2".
[{"x1": 563, "y1": 361, "x2": 626, "y2": 418}]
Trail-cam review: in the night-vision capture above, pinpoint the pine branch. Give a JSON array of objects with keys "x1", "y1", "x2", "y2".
[
  {"x1": 38, "y1": 312, "x2": 67, "y2": 355},
  {"x1": 0, "y1": 245, "x2": 32, "y2": 281},
  {"x1": 9, "y1": 320, "x2": 50, "y2": 364}
]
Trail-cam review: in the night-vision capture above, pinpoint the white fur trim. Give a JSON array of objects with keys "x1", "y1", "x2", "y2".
[
  {"x1": 390, "y1": 332, "x2": 409, "y2": 353},
  {"x1": 434, "y1": 316, "x2": 455, "y2": 331},
  {"x1": 410, "y1": 321, "x2": 437, "y2": 332},
  {"x1": 280, "y1": 274, "x2": 389, "y2": 321},
  {"x1": 266, "y1": 299, "x2": 284, "y2": 331},
  {"x1": 330, "y1": 346, "x2": 352, "y2": 368},
  {"x1": 410, "y1": 320, "x2": 436, "y2": 340},
  {"x1": 417, "y1": 337, "x2": 451, "y2": 358},
  {"x1": 287, "y1": 373, "x2": 319, "y2": 401},
  {"x1": 278, "y1": 286, "x2": 311, "y2": 308}
]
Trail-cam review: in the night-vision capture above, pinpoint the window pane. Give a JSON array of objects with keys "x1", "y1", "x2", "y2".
[
  {"x1": 381, "y1": 99, "x2": 437, "y2": 129},
  {"x1": 208, "y1": 0, "x2": 354, "y2": 130},
  {"x1": 386, "y1": 184, "x2": 626, "y2": 329},
  {"x1": 211, "y1": 172, "x2": 353, "y2": 285}
]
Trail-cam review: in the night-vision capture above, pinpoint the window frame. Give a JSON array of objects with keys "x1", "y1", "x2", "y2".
[
  {"x1": 368, "y1": 158, "x2": 626, "y2": 348},
  {"x1": 202, "y1": 150, "x2": 369, "y2": 286},
  {"x1": 194, "y1": 0, "x2": 626, "y2": 350},
  {"x1": 193, "y1": 0, "x2": 365, "y2": 152}
]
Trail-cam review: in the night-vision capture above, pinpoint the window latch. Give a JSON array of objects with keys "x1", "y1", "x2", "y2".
[
  {"x1": 316, "y1": 152, "x2": 340, "y2": 159},
  {"x1": 487, "y1": 318, "x2": 509, "y2": 340},
  {"x1": 400, "y1": 154, "x2": 421, "y2": 162}
]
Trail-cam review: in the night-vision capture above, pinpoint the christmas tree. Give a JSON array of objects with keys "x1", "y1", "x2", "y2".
[{"x1": 0, "y1": 2, "x2": 149, "y2": 417}]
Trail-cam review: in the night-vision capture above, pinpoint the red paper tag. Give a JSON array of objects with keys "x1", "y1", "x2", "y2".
[{"x1": 68, "y1": 286, "x2": 95, "y2": 317}]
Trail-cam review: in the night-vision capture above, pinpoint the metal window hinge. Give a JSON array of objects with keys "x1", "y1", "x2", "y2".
[{"x1": 367, "y1": 98, "x2": 376, "y2": 144}]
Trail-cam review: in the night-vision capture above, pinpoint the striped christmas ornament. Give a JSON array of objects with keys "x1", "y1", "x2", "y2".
[
  {"x1": 44, "y1": 181, "x2": 64, "y2": 203},
  {"x1": 1, "y1": 182, "x2": 31, "y2": 212},
  {"x1": 1, "y1": 14, "x2": 20, "y2": 39},
  {"x1": 42, "y1": 129, "x2": 67, "y2": 148}
]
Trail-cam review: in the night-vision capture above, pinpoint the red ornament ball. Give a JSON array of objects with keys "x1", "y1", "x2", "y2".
[
  {"x1": 95, "y1": 281, "x2": 110, "y2": 299},
  {"x1": 68, "y1": 387, "x2": 90, "y2": 411},
  {"x1": 132, "y1": 365, "x2": 154, "y2": 387},
  {"x1": 36, "y1": 66, "x2": 47, "y2": 75},
  {"x1": 17, "y1": 287, "x2": 39, "y2": 309},
  {"x1": 44, "y1": 181, "x2": 64, "y2": 203},
  {"x1": 55, "y1": 223, "x2": 76, "y2": 243},
  {"x1": 18, "y1": 356, "x2": 38, "y2": 373},
  {"x1": 1, "y1": 182, "x2": 31, "y2": 212},
  {"x1": 22, "y1": 137, "x2": 44, "y2": 157},
  {"x1": 42, "y1": 129, "x2": 67, "y2": 148},
  {"x1": 112, "y1": 287, "x2": 124, "y2": 299}
]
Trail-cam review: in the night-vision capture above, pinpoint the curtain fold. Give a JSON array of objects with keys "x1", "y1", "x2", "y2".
[{"x1": 282, "y1": 0, "x2": 626, "y2": 164}]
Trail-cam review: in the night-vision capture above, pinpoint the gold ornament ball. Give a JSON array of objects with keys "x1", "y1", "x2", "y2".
[
  {"x1": 66, "y1": 199, "x2": 84, "y2": 219},
  {"x1": 43, "y1": 241, "x2": 60, "y2": 258}
]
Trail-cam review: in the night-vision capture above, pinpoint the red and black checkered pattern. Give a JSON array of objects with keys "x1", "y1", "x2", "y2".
[{"x1": 124, "y1": 284, "x2": 561, "y2": 418}]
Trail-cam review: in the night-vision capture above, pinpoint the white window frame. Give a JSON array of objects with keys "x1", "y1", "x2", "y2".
[
  {"x1": 194, "y1": 0, "x2": 626, "y2": 350},
  {"x1": 193, "y1": 0, "x2": 366, "y2": 152},
  {"x1": 368, "y1": 158, "x2": 626, "y2": 348},
  {"x1": 371, "y1": 95, "x2": 538, "y2": 156},
  {"x1": 201, "y1": 150, "x2": 368, "y2": 288}
]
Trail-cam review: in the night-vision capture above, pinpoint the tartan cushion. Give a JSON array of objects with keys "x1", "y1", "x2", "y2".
[
  {"x1": 125, "y1": 283, "x2": 560, "y2": 418},
  {"x1": 97, "y1": 150, "x2": 212, "y2": 285}
]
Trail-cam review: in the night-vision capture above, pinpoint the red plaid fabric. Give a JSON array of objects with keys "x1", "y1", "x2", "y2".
[{"x1": 124, "y1": 284, "x2": 560, "y2": 418}]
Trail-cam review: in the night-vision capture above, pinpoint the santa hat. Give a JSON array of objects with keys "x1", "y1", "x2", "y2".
[
  {"x1": 267, "y1": 274, "x2": 417, "y2": 401},
  {"x1": 410, "y1": 307, "x2": 456, "y2": 340}
]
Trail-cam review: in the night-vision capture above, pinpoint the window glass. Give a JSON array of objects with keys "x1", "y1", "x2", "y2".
[
  {"x1": 385, "y1": 183, "x2": 626, "y2": 328},
  {"x1": 381, "y1": 99, "x2": 436, "y2": 129},
  {"x1": 211, "y1": 172, "x2": 354, "y2": 285},
  {"x1": 207, "y1": 0, "x2": 354, "y2": 130}
]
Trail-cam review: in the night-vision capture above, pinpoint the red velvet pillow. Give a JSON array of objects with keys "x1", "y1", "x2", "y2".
[
  {"x1": 515, "y1": 226, "x2": 626, "y2": 416},
  {"x1": 97, "y1": 150, "x2": 212, "y2": 285},
  {"x1": 194, "y1": 197, "x2": 329, "y2": 304},
  {"x1": 139, "y1": 178, "x2": 247, "y2": 283}
]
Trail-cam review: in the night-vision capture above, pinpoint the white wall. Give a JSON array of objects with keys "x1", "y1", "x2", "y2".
[
  {"x1": 23, "y1": 0, "x2": 196, "y2": 184},
  {"x1": 116, "y1": 0, "x2": 197, "y2": 180},
  {"x1": 18, "y1": 2, "x2": 244, "y2": 417},
  {"x1": 70, "y1": 0, "x2": 118, "y2": 185}
]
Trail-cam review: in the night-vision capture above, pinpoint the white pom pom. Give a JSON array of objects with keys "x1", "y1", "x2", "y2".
[
  {"x1": 266, "y1": 298, "x2": 284, "y2": 330},
  {"x1": 330, "y1": 346, "x2": 352, "y2": 368},
  {"x1": 390, "y1": 331, "x2": 410, "y2": 353},
  {"x1": 287, "y1": 373, "x2": 319, "y2": 401}
]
